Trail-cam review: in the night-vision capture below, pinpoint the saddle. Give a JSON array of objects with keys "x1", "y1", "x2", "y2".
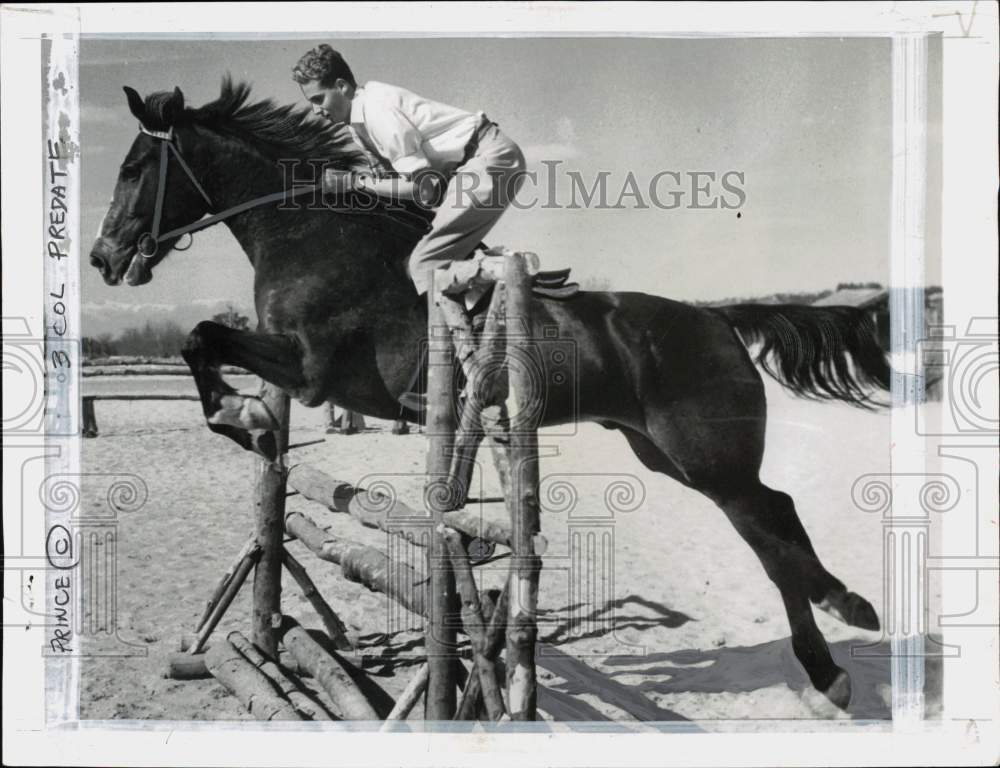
[
  {"x1": 461, "y1": 269, "x2": 578, "y2": 318},
  {"x1": 530, "y1": 268, "x2": 579, "y2": 299},
  {"x1": 442, "y1": 247, "x2": 581, "y2": 305}
]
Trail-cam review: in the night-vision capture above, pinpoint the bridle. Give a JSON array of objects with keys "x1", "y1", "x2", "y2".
[
  {"x1": 134, "y1": 122, "x2": 432, "y2": 259},
  {"x1": 135, "y1": 122, "x2": 322, "y2": 258}
]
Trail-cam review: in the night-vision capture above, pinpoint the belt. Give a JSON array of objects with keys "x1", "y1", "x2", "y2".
[{"x1": 460, "y1": 116, "x2": 495, "y2": 166}]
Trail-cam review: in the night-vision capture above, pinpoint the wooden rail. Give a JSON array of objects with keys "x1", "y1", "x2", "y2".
[{"x1": 182, "y1": 251, "x2": 543, "y2": 723}]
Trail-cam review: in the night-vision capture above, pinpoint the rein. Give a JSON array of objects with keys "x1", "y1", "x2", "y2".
[{"x1": 135, "y1": 123, "x2": 429, "y2": 258}]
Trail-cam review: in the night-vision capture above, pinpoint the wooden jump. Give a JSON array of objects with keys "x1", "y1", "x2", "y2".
[
  {"x1": 176, "y1": 252, "x2": 543, "y2": 723},
  {"x1": 285, "y1": 462, "x2": 531, "y2": 550},
  {"x1": 502, "y1": 253, "x2": 543, "y2": 721},
  {"x1": 424, "y1": 269, "x2": 460, "y2": 719},
  {"x1": 81, "y1": 394, "x2": 200, "y2": 437},
  {"x1": 82, "y1": 395, "x2": 405, "y2": 439}
]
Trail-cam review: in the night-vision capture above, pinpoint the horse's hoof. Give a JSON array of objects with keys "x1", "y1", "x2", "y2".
[
  {"x1": 844, "y1": 592, "x2": 880, "y2": 631},
  {"x1": 208, "y1": 395, "x2": 279, "y2": 431},
  {"x1": 821, "y1": 669, "x2": 853, "y2": 711},
  {"x1": 818, "y1": 590, "x2": 880, "y2": 632},
  {"x1": 240, "y1": 396, "x2": 280, "y2": 431},
  {"x1": 250, "y1": 431, "x2": 278, "y2": 462}
]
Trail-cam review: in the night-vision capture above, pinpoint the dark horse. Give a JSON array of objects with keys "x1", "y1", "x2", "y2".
[{"x1": 91, "y1": 80, "x2": 889, "y2": 710}]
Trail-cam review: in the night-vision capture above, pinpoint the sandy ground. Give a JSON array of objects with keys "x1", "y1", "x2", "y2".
[{"x1": 78, "y1": 376, "x2": 943, "y2": 723}]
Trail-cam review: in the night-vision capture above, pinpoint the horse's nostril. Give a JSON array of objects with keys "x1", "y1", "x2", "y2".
[{"x1": 90, "y1": 253, "x2": 105, "y2": 269}]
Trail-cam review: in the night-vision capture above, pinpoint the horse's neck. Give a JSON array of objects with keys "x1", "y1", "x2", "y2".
[
  {"x1": 194, "y1": 130, "x2": 411, "y2": 294},
  {"x1": 193, "y1": 134, "x2": 287, "y2": 265}
]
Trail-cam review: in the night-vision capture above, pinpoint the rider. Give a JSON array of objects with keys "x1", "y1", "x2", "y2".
[{"x1": 292, "y1": 44, "x2": 527, "y2": 303}]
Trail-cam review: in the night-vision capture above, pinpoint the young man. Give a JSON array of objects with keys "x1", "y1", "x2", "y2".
[{"x1": 292, "y1": 44, "x2": 527, "y2": 299}]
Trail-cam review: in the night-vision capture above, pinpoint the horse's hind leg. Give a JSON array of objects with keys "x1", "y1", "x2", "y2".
[
  {"x1": 704, "y1": 466, "x2": 879, "y2": 633},
  {"x1": 182, "y1": 320, "x2": 305, "y2": 456},
  {"x1": 615, "y1": 422, "x2": 873, "y2": 709},
  {"x1": 710, "y1": 481, "x2": 868, "y2": 708}
]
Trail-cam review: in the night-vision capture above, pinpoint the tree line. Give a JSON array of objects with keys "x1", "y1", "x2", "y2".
[{"x1": 83, "y1": 305, "x2": 251, "y2": 360}]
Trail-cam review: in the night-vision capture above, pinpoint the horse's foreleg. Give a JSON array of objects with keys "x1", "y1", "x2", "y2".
[{"x1": 182, "y1": 320, "x2": 305, "y2": 453}]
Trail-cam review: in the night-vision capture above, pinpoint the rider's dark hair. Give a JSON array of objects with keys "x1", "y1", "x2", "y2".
[{"x1": 291, "y1": 44, "x2": 357, "y2": 89}]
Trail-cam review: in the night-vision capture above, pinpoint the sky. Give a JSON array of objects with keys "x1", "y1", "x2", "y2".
[{"x1": 79, "y1": 36, "x2": 941, "y2": 336}]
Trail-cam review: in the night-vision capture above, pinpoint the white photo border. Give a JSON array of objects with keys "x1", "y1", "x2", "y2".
[{"x1": 3, "y1": 2, "x2": 997, "y2": 766}]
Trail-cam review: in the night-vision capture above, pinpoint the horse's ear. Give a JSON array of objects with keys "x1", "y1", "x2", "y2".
[
  {"x1": 163, "y1": 87, "x2": 185, "y2": 125},
  {"x1": 123, "y1": 86, "x2": 145, "y2": 121}
]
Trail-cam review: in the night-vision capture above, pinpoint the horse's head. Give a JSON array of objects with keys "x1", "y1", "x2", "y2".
[{"x1": 89, "y1": 85, "x2": 212, "y2": 286}]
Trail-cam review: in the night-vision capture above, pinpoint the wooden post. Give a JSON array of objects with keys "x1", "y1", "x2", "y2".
[
  {"x1": 441, "y1": 526, "x2": 506, "y2": 721},
  {"x1": 504, "y1": 252, "x2": 542, "y2": 720},
  {"x1": 282, "y1": 547, "x2": 355, "y2": 651},
  {"x1": 380, "y1": 662, "x2": 430, "y2": 727},
  {"x1": 253, "y1": 383, "x2": 290, "y2": 660},
  {"x1": 189, "y1": 545, "x2": 260, "y2": 655},
  {"x1": 82, "y1": 396, "x2": 98, "y2": 437},
  {"x1": 424, "y1": 272, "x2": 459, "y2": 719},
  {"x1": 195, "y1": 533, "x2": 258, "y2": 633},
  {"x1": 455, "y1": 579, "x2": 509, "y2": 720}
]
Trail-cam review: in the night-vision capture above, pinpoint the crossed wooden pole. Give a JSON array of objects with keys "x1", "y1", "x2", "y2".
[{"x1": 167, "y1": 252, "x2": 543, "y2": 723}]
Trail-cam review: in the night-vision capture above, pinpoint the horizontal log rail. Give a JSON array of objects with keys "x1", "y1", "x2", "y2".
[{"x1": 286, "y1": 462, "x2": 532, "y2": 550}]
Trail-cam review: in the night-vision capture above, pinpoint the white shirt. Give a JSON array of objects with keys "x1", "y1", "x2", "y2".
[{"x1": 349, "y1": 81, "x2": 483, "y2": 176}]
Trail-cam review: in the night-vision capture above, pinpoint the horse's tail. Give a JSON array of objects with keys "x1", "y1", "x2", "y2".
[{"x1": 714, "y1": 303, "x2": 891, "y2": 408}]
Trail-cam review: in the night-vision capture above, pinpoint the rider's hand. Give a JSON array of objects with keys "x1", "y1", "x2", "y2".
[
  {"x1": 413, "y1": 173, "x2": 443, "y2": 207},
  {"x1": 323, "y1": 169, "x2": 369, "y2": 195}
]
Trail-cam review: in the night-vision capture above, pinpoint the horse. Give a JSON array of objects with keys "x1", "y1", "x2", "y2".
[{"x1": 90, "y1": 79, "x2": 890, "y2": 711}]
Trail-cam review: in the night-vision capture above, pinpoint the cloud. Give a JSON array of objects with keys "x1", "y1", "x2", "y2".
[
  {"x1": 522, "y1": 143, "x2": 581, "y2": 162},
  {"x1": 83, "y1": 299, "x2": 178, "y2": 314},
  {"x1": 192, "y1": 298, "x2": 235, "y2": 307},
  {"x1": 82, "y1": 297, "x2": 243, "y2": 313},
  {"x1": 522, "y1": 116, "x2": 582, "y2": 162},
  {"x1": 81, "y1": 51, "x2": 194, "y2": 68},
  {"x1": 555, "y1": 115, "x2": 578, "y2": 144},
  {"x1": 81, "y1": 102, "x2": 129, "y2": 126}
]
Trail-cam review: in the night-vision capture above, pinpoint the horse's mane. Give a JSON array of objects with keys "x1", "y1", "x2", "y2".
[{"x1": 140, "y1": 76, "x2": 368, "y2": 170}]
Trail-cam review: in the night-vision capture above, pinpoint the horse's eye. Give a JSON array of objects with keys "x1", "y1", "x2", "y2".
[{"x1": 120, "y1": 165, "x2": 141, "y2": 182}]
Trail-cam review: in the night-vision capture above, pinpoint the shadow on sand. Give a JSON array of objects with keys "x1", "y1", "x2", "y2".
[
  {"x1": 349, "y1": 596, "x2": 944, "y2": 723},
  {"x1": 537, "y1": 595, "x2": 943, "y2": 721},
  {"x1": 599, "y1": 635, "x2": 945, "y2": 720}
]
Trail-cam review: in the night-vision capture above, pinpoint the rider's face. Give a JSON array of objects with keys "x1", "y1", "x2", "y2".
[{"x1": 301, "y1": 79, "x2": 354, "y2": 125}]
